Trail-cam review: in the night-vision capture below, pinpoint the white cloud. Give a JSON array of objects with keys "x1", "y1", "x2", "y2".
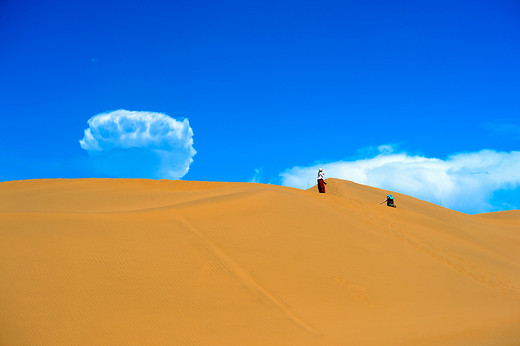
[
  {"x1": 79, "y1": 109, "x2": 196, "y2": 179},
  {"x1": 249, "y1": 168, "x2": 263, "y2": 183},
  {"x1": 279, "y1": 147, "x2": 520, "y2": 214}
]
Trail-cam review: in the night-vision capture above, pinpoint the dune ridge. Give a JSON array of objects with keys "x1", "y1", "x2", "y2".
[{"x1": 1, "y1": 178, "x2": 519, "y2": 345}]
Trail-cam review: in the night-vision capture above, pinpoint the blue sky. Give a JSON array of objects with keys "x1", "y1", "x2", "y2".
[{"x1": 1, "y1": 0, "x2": 519, "y2": 213}]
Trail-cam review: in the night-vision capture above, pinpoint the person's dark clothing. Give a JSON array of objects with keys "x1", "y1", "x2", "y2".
[{"x1": 318, "y1": 179, "x2": 326, "y2": 193}]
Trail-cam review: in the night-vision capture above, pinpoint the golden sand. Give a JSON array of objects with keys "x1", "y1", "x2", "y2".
[{"x1": 1, "y1": 178, "x2": 519, "y2": 345}]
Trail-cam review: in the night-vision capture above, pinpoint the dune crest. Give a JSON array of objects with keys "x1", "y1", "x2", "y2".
[{"x1": 1, "y1": 178, "x2": 519, "y2": 345}]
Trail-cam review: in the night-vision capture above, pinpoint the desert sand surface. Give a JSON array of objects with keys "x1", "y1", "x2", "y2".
[{"x1": 1, "y1": 178, "x2": 519, "y2": 345}]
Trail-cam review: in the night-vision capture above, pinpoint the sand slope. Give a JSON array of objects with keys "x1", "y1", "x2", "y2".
[{"x1": 1, "y1": 178, "x2": 519, "y2": 345}]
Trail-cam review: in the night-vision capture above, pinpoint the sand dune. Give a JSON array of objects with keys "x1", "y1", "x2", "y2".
[{"x1": 1, "y1": 178, "x2": 519, "y2": 345}]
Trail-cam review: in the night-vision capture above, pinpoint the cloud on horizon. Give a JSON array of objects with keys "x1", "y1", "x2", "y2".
[
  {"x1": 249, "y1": 168, "x2": 264, "y2": 184},
  {"x1": 80, "y1": 110, "x2": 196, "y2": 179},
  {"x1": 279, "y1": 146, "x2": 520, "y2": 214}
]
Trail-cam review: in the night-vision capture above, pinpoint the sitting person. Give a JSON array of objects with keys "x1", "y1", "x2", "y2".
[{"x1": 381, "y1": 194, "x2": 396, "y2": 208}]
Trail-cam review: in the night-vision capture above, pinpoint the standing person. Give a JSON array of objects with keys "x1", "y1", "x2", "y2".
[{"x1": 317, "y1": 168, "x2": 327, "y2": 193}]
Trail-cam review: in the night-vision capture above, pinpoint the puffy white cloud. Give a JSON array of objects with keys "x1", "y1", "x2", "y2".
[
  {"x1": 279, "y1": 147, "x2": 520, "y2": 214},
  {"x1": 79, "y1": 110, "x2": 196, "y2": 179}
]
